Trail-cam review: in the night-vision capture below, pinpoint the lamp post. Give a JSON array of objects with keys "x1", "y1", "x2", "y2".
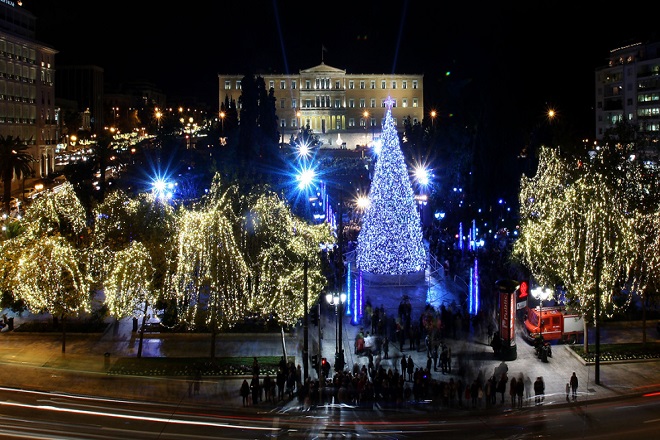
[
  {"x1": 219, "y1": 111, "x2": 225, "y2": 135},
  {"x1": 430, "y1": 110, "x2": 436, "y2": 128},
  {"x1": 326, "y1": 291, "x2": 346, "y2": 372},
  {"x1": 530, "y1": 286, "x2": 553, "y2": 339},
  {"x1": 155, "y1": 109, "x2": 162, "y2": 131},
  {"x1": 363, "y1": 110, "x2": 369, "y2": 146}
]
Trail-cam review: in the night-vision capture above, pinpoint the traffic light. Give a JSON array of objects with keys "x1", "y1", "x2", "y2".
[{"x1": 311, "y1": 354, "x2": 318, "y2": 369}]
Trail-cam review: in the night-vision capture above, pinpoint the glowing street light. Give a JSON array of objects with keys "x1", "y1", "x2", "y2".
[
  {"x1": 531, "y1": 286, "x2": 554, "y2": 338},
  {"x1": 219, "y1": 111, "x2": 225, "y2": 134},
  {"x1": 155, "y1": 109, "x2": 162, "y2": 129},
  {"x1": 325, "y1": 291, "x2": 347, "y2": 372},
  {"x1": 430, "y1": 110, "x2": 437, "y2": 127}
]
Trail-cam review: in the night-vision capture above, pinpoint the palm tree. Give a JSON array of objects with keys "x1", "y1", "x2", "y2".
[{"x1": 0, "y1": 135, "x2": 34, "y2": 213}]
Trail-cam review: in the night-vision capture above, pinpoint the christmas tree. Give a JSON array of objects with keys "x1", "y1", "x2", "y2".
[{"x1": 356, "y1": 98, "x2": 426, "y2": 275}]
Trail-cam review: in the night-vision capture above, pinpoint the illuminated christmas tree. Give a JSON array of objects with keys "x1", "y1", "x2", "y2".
[{"x1": 356, "y1": 98, "x2": 426, "y2": 275}]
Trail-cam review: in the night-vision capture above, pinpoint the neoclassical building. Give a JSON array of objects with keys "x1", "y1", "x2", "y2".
[
  {"x1": 0, "y1": 2, "x2": 58, "y2": 186},
  {"x1": 218, "y1": 62, "x2": 424, "y2": 148}
]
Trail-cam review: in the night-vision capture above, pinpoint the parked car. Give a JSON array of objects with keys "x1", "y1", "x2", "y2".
[{"x1": 23, "y1": 187, "x2": 41, "y2": 200}]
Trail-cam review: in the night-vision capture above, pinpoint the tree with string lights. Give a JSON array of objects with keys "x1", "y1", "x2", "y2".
[
  {"x1": 356, "y1": 98, "x2": 426, "y2": 276},
  {"x1": 174, "y1": 205, "x2": 251, "y2": 357},
  {"x1": 105, "y1": 241, "x2": 155, "y2": 358},
  {"x1": 11, "y1": 235, "x2": 91, "y2": 353},
  {"x1": 513, "y1": 145, "x2": 660, "y2": 350},
  {"x1": 243, "y1": 190, "x2": 333, "y2": 326}
]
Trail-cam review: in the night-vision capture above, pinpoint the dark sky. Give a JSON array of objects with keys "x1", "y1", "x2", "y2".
[{"x1": 24, "y1": 1, "x2": 651, "y2": 138}]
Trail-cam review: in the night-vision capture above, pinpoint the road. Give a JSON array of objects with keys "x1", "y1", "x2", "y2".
[{"x1": 0, "y1": 385, "x2": 658, "y2": 439}]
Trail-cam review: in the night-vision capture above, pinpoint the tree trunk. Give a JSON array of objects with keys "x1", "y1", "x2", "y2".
[
  {"x1": 61, "y1": 313, "x2": 67, "y2": 354},
  {"x1": 210, "y1": 299, "x2": 217, "y2": 359},
  {"x1": 642, "y1": 290, "x2": 647, "y2": 346},
  {"x1": 137, "y1": 302, "x2": 149, "y2": 358},
  {"x1": 281, "y1": 326, "x2": 288, "y2": 362},
  {"x1": 583, "y1": 318, "x2": 589, "y2": 353}
]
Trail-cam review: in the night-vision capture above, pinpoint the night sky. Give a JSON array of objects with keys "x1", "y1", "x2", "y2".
[{"x1": 24, "y1": 1, "x2": 652, "y2": 139}]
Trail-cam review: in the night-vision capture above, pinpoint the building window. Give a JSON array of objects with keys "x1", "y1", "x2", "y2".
[
  {"x1": 402, "y1": 81, "x2": 407, "y2": 89},
  {"x1": 336, "y1": 120, "x2": 341, "y2": 130},
  {"x1": 280, "y1": 99, "x2": 286, "y2": 108},
  {"x1": 281, "y1": 119, "x2": 286, "y2": 128},
  {"x1": 381, "y1": 80, "x2": 386, "y2": 89},
  {"x1": 292, "y1": 118, "x2": 297, "y2": 128},
  {"x1": 236, "y1": 80, "x2": 242, "y2": 89},
  {"x1": 280, "y1": 81, "x2": 286, "y2": 89},
  {"x1": 370, "y1": 99, "x2": 376, "y2": 108},
  {"x1": 361, "y1": 117, "x2": 367, "y2": 127},
  {"x1": 349, "y1": 80, "x2": 355, "y2": 89},
  {"x1": 360, "y1": 99, "x2": 366, "y2": 108},
  {"x1": 349, "y1": 99, "x2": 355, "y2": 108},
  {"x1": 224, "y1": 81, "x2": 231, "y2": 90},
  {"x1": 391, "y1": 81, "x2": 397, "y2": 89},
  {"x1": 360, "y1": 80, "x2": 365, "y2": 89},
  {"x1": 335, "y1": 80, "x2": 341, "y2": 89},
  {"x1": 305, "y1": 80, "x2": 311, "y2": 89},
  {"x1": 335, "y1": 99, "x2": 341, "y2": 108},
  {"x1": 413, "y1": 98, "x2": 418, "y2": 108},
  {"x1": 349, "y1": 118, "x2": 355, "y2": 127},
  {"x1": 370, "y1": 80, "x2": 376, "y2": 89},
  {"x1": 292, "y1": 99, "x2": 297, "y2": 108},
  {"x1": 269, "y1": 81, "x2": 274, "y2": 89},
  {"x1": 412, "y1": 80, "x2": 418, "y2": 89},
  {"x1": 402, "y1": 98, "x2": 408, "y2": 108},
  {"x1": 292, "y1": 80, "x2": 297, "y2": 90}
]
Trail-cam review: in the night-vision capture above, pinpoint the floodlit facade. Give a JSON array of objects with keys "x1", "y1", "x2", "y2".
[
  {"x1": 218, "y1": 62, "x2": 424, "y2": 148},
  {"x1": 595, "y1": 40, "x2": 660, "y2": 160},
  {"x1": 0, "y1": 2, "x2": 58, "y2": 186}
]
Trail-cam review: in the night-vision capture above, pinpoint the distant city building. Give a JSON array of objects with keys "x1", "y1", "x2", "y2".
[
  {"x1": 55, "y1": 65, "x2": 105, "y2": 133},
  {"x1": 595, "y1": 40, "x2": 660, "y2": 160},
  {"x1": 218, "y1": 62, "x2": 425, "y2": 148},
  {"x1": 0, "y1": 1, "x2": 57, "y2": 183}
]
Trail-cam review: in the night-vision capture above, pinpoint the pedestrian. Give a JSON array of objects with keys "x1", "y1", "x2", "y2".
[
  {"x1": 383, "y1": 336, "x2": 389, "y2": 359},
  {"x1": 193, "y1": 367, "x2": 201, "y2": 395},
  {"x1": 497, "y1": 373, "x2": 508, "y2": 404},
  {"x1": 565, "y1": 382, "x2": 570, "y2": 402},
  {"x1": 509, "y1": 376, "x2": 517, "y2": 407},
  {"x1": 251, "y1": 375, "x2": 260, "y2": 405},
  {"x1": 516, "y1": 373, "x2": 524, "y2": 408},
  {"x1": 240, "y1": 379, "x2": 250, "y2": 406},
  {"x1": 432, "y1": 344, "x2": 439, "y2": 371},
  {"x1": 534, "y1": 376, "x2": 545, "y2": 405},
  {"x1": 263, "y1": 374, "x2": 272, "y2": 403},
  {"x1": 570, "y1": 371, "x2": 578, "y2": 401},
  {"x1": 401, "y1": 356, "x2": 407, "y2": 379},
  {"x1": 406, "y1": 355, "x2": 414, "y2": 382}
]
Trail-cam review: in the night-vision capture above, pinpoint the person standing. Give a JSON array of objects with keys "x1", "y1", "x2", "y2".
[
  {"x1": 570, "y1": 372, "x2": 578, "y2": 401},
  {"x1": 566, "y1": 382, "x2": 570, "y2": 402},
  {"x1": 509, "y1": 376, "x2": 517, "y2": 407},
  {"x1": 240, "y1": 379, "x2": 250, "y2": 406},
  {"x1": 383, "y1": 336, "x2": 389, "y2": 359},
  {"x1": 516, "y1": 373, "x2": 524, "y2": 408},
  {"x1": 406, "y1": 355, "x2": 414, "y2": 382},
  {"x1": 534, "y1": 376, "x2": 545, "y2": 405}
]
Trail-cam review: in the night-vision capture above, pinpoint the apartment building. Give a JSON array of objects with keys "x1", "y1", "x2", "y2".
[
  {"x1": 0, "y1": 2, "x2": 58, "y2": 184},
  {"x1": 218, "y1": 62, "x2": 424, "y2": 148},
  {"x1": 595, "y1": 40, "x2": 660, "y2": 160}
]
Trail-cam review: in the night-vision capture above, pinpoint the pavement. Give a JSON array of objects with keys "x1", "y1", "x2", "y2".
[{"x1": 0, "y1": 268, "x2": 659, "y2": 414}]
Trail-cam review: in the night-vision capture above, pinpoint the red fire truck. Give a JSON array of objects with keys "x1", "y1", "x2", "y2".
[{"x1": 523, "y1": 306, "x2": 584, "y2": 344}]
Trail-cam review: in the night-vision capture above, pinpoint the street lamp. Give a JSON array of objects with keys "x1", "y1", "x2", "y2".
[
  {"x1": 430, "y1": 110, "x2": 436, "y2": 127},
  {"x1": 531, "y1": 286, "x2": 554, "y2": 338},
  {"x1": 219, "y1": 111, "x2": 225, "y2": 135},
  {"x1": 326, "y1": 291, "x2": 346, "y2": 372},
  {"x1": 363, "y1": 110, "x2": 369, "y2": 145}
]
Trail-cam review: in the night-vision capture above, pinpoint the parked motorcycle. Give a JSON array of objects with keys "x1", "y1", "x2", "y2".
[{"x1": 534, "y1": 335, "x2": 552, "y2": 362}]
